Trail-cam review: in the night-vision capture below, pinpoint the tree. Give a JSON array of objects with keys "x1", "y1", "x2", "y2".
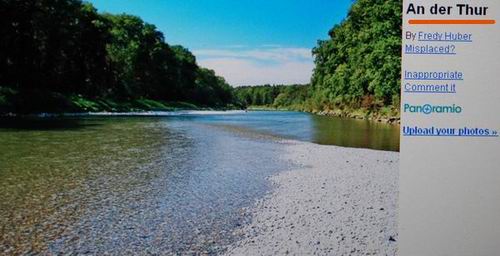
[
  {"x1": 311, "y1": 0, "x2": 402, "y2": 109},
  {"x1": 0, "y1": 0, "x2": 111, "y2": 111},
  {"x1": 0, "y1": 0, "x2": 238, "y2": 113}
]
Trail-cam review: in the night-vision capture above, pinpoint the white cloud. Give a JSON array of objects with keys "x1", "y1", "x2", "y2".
[{"x1": 193, "y1": 46, "x2": 314, "y2": 86}]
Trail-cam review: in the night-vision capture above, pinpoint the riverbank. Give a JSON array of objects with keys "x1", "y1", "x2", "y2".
[
  {"x1": 310, "y1": 107, "x2": 400, "y2": 125},
  {"x1": 247, "y1": 105, "x2": 400, "y2": 124},
  {"x1": 69, "y1": 97, "x2": 202, "y2": 112},
  {"x1": 0, "y1": 95, "x2": 240, "y2": 117},
  {"x1": 225, "y1": 141, "x2": 399, "y2": 255},
  {"x1": 0, "y1": 112, "x2": 399, "y2": 254}
]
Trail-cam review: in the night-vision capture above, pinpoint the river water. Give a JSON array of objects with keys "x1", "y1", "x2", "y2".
[{"x1": 0, "y1": 111, "x2": 399, "y2": 254}]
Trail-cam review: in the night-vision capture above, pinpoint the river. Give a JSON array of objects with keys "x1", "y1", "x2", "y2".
[{"x1": 0, "y1": 111, "x2": 399, "y2": 254}]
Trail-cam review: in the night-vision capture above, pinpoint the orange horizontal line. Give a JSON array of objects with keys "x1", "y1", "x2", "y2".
[{"x1": 409, "y1": 19, "x2": 496, "y2": 25}]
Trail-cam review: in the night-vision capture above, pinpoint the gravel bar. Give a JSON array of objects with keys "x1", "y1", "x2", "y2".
[{"x1": 225, "y1": 141, "x2": 399, "y2": 256}]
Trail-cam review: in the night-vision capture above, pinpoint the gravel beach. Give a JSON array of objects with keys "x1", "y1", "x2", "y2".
[{"x1": 225, "y1": 141, "x2": 399, "y2": 256}]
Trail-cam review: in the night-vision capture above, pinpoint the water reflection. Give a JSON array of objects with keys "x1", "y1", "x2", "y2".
[
  {"x1": 0, "y1": 111, "x2": 399, "y2": 254},
  {"x1": 0, "y1": 117, "x2": 290, "y2": 254},
  {"x1": 188, "y1": 111, "x2": 399, "y2": 151},
  {"x1": 0, "y1": 117, "x2": 99, "y2": 130},
  {"x1": 310, "y1": 115, "x2": 400, "y2": 151}
]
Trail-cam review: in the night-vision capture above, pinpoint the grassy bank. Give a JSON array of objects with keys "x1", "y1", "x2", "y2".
[
  {"x1": 247, "y1": 104, "x2": 400, "y2": 124},
  {"x1": 70, "y1": 96, "x2": 201, "y2": 112},
  {"x1": 307, "y1": 107, "x2": 400, "y2": 124},
  {"x1": 298, "y1": 100, "x2": 401, "y2": 124},
  {"x1": 235, "y1": 84, "x2": 400, "y2": 124},
  {"x1": 0, "y1": 93, "x2": 240, "y2": 116}
]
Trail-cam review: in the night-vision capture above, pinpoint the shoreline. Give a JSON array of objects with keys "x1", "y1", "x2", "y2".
[
  {"x1": 247, "y1": 106, "x2": 400, "y2": 125},
  {"x1": 0, "y1": 109, "x2": 246, "y2": 118},
  {"x1": 0, "y1": 109, "x2": 399, "y2": 125},
  {"x1": 311, "y1": 109, "x2": 400, "y2": 125},
  {"x1": 225, "y1": 140, "x2": 399, "y2": 255},
  {"x1": 0, "y1": 96, "x2": 241, "y2": 118}
]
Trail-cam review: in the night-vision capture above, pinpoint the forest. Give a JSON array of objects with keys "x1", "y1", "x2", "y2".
[
  {"x1": 237, "y1": 0, "x2": 402, "y2": 120},
  {"x1": 234, "y1": 84, "x2": 309, "y2": 110},
  {"x1": 1, "y1": 0, "x2": 402, "y2": 120},
  {"x1": 0, "y1": 0, "x2": 234, "y2": 113},
  {"x1": 310, "y1": 0, "x2": 401, "y2": 113}
]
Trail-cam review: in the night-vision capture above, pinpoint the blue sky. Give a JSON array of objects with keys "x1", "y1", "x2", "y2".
[{"x1": 87, "y1": 0, "x2": 353, "y2": 85}]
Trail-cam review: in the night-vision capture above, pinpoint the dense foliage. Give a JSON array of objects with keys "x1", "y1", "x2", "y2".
[
  {"x1": 309, "y1": 0, "x2": 402, "y2": 111},
  {"x1": 234, "y1": 0, "x2": 402, "y2": 119},
  {"x1": 1, "y1": 0, "x2": 402, "y2": 118},
  {"x1": 234, "y1": 84, "x2": 309, "y2": 109},
  {"x1": 0, "y1": 0, "x2": 234, "y2": 113}
]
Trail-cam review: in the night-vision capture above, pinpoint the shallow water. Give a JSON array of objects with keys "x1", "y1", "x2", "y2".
[
  {"x1": 0, "y1": 111, "x2": 399, "y2": 254},
  {"x1": 185, "y1": 111, "x2": 399, "y2": 151}
]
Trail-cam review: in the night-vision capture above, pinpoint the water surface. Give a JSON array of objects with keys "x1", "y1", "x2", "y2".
[
  {"x1": 0, "y1": 111, "x2": 399, "y2": 254},
  {"x1": 181, "y1": 111, "x2": 399, "y2": 151}
]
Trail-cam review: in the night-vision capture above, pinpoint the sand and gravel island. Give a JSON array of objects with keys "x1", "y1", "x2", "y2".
[{"x1": 225, "y1": 140, "x2": 399, "y2": 256}]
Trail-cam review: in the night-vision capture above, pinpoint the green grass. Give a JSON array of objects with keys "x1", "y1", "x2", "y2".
[
  {"x1": 71, "y1": 96, "x2": 101, "y2": 112},
  {"x1": 68, "y1": 95, "x2": 205, "y2": 113},
  {"x1": 247, "y1": 101, "x2": 400, "y2": 123},
  {"x1": 0, "y1": 93, "x2": 236, "y2": 115}
]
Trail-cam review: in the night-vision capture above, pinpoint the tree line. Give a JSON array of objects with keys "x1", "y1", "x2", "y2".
[
  {"x1": 234, "y1": 84, "x2": 309, "y2": 109},
  {"x1": 1, "y1": 0, "x2": 402, "y2": 118},
  {"x1": 0, "y1": 0, "x2": 234, "y2": 113},
  {"x1": 308, "y1": 0, "x2": 401, "y2": 114},
  {"x1": 234, "y1": 0, "x2": 402, "y2": 119}
]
